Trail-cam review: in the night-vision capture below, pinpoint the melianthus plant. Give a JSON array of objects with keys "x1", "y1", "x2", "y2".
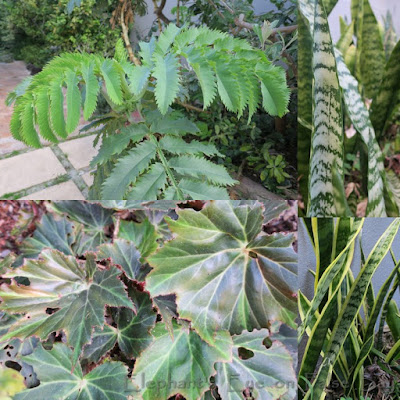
[
  {"x1": 0, "y1": 200, "x2": 297, "y2": 400},
  {"x1": 298, "y1": 218, "x2": 400, "y2": 400},
  {"x1": 298, "y1": 0, "x2": 400, "y2": 217},
  {"x1": 7, "y1": 23, "x2": 290, "y2": 200}
]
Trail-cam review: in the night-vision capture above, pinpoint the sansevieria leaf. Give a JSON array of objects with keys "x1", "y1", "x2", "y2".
[
  {"x1": 14, "y1": 344, "x2": 134, "y2": 400},
  {"x1": 307, "y1": 0, "x2": 345, "y2": 216},
  {"x1": 335, "y1": 49, "x2": 386, "y2": 217},
  {"x1": 310, "y1": 218, "x2": 400, "y2": 399},
  {"x1": 147, "y1": 201, "x2": 297, "y2": 344}
]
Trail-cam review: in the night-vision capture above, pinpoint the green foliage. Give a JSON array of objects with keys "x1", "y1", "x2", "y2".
[
  {"x1": 0, "y1": 0, "x2": 121, "y2": 67},
  {"x1": 299, "y1": 218, "x2": 400, "y2": 400},
  {"x1": 0, "y1": 200, "x2": 297, "y2": 400},
  {"x1": 8, "y1": 24, "x2": 290, "y2": 200}
]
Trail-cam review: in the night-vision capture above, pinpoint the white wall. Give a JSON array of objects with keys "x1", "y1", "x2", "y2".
[
  {"x1": 132, "y1": 0, "x2": 278, "y2": 41},
  {"x1": 329, "y1": 0, "x2": 400, "y2": 42}
]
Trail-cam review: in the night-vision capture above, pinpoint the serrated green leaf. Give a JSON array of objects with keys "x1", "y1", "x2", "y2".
[
  {"x1": 139, "y1": 37, "x2": 156, "y2": 66},
  {"x1": 191, "y1": 61, "x2": 217, "y2": 108},
  {"x1": 19, "y1": 213, "x2": 76, "y2": 258},
  {"x1": 10, "y1": 105, "x2": 23, "y2": 142},
  {"x1": 21, "y1": 102, "x2": 41, "y2": 148},
  {"x1": 114, "y1": 38, "x2": 128, "y2": 63},
  {"x1": 90, "y1": 124, "x2": 149, "y2": 167},
  {"x1": 15, "y1": 344, "x2": 134, "y2": 400},
  {"x1": 51, "y1": 201, "x2": 114, "y2": 254},
  {"x1": 156, "y1": 24, "x2": 181, "y2": 54},
  {"x1": 178, "y1": 179, "x2": 230, "y2": 200},
  {"x1": 150, "y1": 115, "x2": 199, "y2": 135},
  {"x1": 118, "y1": 218, "x2": 160, "y2": 259},
  {"x1": 82, "y1": 61, "x2": 100, "y2": 120},
  {"x1": 132, "y1": 321, "x2": 232, "y2": 400},
  {"x1": 128, "y1": 65, "x2": 151, "y2": 96},
  {"x1": 101, "y1": 140, "x2": 157, "y2": 199},
  {"x1": 169, "y1": 155, "x2": 237, "y2": 186},
  {"x1": 101, "y1": 59, "x2": 123, "y2": 105},
  {"x1": 65, "y1": 70, "x2": 81, "y2": 134},
  {"x1": 152, "y1": 53, "x2": 180, "y2": 114},
  {"x1": 215, "y1": 329, "x2": 297, "y2": 400},
  {"x1": 49, "y1": 78, "x2": 67, "y2": 138},
  {"x1": 83, "y1": 283, "x2": 156, "y2": 361},
  {"x1": 35, "y1": 90, "x2": 58, "y2": 143},
  {"x1": 147, "y1": 201, "x2": 297, "y2": 344},
  {"x1": 0, "y1": 250, "x2": 133, "y2": 365},
  {"x1": 256, "y1": 63, "x2": 289, "y2": 117},
  {"x1": 127, "y1": 163, "x2": 167, "y2": 200},
  {"x1": 98, "y1": 239, "x2": 148, "y2": 280},
  {"x1": 215, "y1": 63, "x2": 240, "y2": 112},
  {"x1": 159, "y1": 136, "x2": 223, "y2": 157}
]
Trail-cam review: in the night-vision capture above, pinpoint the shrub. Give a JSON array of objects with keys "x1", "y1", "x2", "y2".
[{"x1": 0, "y1": 0, "x2": 120, "y2": 67}]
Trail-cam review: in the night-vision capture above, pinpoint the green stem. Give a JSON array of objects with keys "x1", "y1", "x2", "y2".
[{"x1": 150, "y1": 136, "x2": 184, "y2": 200}]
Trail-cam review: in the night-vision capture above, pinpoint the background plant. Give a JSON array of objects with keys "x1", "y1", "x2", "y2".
[
  {"x1": 298, "y1": 0, "x2": 400, "y2": 217},
  {"x1": 0, "y1": 0, "x2": 121, "y2": 67},
  {"x1": 0, "y1": 199, "x2": 297, "y2": 400},
  {"x1": 298, "y1": 218, "x2": 400, "y2": 400}
]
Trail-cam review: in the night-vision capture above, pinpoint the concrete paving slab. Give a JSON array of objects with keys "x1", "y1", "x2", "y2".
[
  {"x1": 81, "y1": 171, "x2": 94, "y2": 187},
  {"x1": 0, "y1": 148, "x2": 66, "y2": 196},
  {"x1": 58, "y1": 135, "x2": 100, "y2": 169},
  {"x1": 20, "y1": 181, "x2": 85, "y2": 200}
]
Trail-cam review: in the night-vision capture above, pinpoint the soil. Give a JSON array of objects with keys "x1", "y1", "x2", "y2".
[{"x1": 0, "y1": 200, "x2": 45, "y2": 256}]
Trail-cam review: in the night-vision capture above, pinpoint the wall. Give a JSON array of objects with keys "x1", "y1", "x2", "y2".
[
  {"x1": 131, "y1": 0, "x2": 278, "y2": 41},
  {"x1": 329, "y1": 0, "x2": 400, "y2": 42}
]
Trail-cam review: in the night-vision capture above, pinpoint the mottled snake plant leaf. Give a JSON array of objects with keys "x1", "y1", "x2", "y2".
[
  {"x1": 370, "y1": 39, "x2": 400, "y2": 137},
  {"x1": 0, "y1": 250, "x2": 132, "y2": 365},
  {"x1": 304, "y1": 0, "x2": 346, "y2": 216},
  {"x1": 82, "y1": 283, "x2": 157, "y2": 361},
  {"x1": 215, "y1": 329, "x2": 297, "y2": 400},
  {"x1": 132, "y1": 321, "x2": 233, "y2": 400},
  {"x1": 335, "y1": 49, "x2": 387, "y2": 217},
  {"x1": 147, "y1": 201, "x2": 297, "y2": 344},
  {"x1": 14, "y1": 344, "x2": 135, "y2": 400},
  {"x1": 298, "y1": 6, "x2": 313, "y2": 207},
  {"x1": 357, "y1": 0, "x2": 386, "y2": 99}
]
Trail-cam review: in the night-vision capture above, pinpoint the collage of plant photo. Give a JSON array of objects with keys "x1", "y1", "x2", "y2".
[{"x1": 0, "y1": 0, "x2": 400, "y2": 399}]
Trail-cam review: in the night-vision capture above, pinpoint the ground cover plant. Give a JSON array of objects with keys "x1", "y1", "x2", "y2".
[
  {"x1": 298, "y1": 0, "x2": 400, "y2": 217},
  {"x1": 0, "y1": 199, "x2": 298, "y2": 399},
  {"x1": 298, "y1": 218, "x2": 400, "y2": 400}
]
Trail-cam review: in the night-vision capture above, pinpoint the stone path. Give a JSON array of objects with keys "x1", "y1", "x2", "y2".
[{"x1": 0, "y1": 62, "x2": 99, "y2": 200}]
